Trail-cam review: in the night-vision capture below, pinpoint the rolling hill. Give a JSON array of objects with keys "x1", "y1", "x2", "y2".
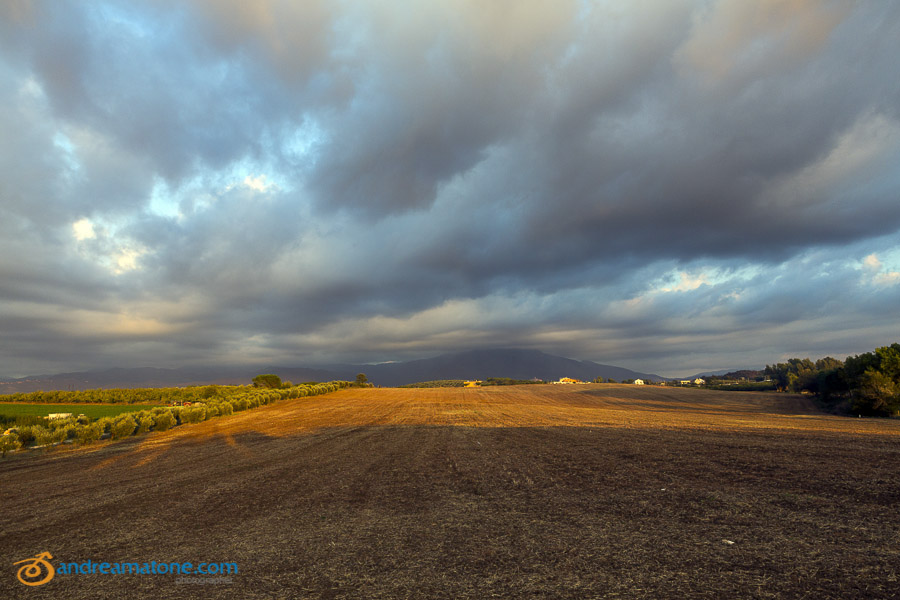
[{"x1": 0, "y1": 349, "x2": 665, "y2": 392}]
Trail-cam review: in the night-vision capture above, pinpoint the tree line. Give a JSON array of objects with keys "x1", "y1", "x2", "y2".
[
  {"x1": 0, "y1": 380, "x2": 353, "y2": 457},
  {"x1": 764, "y1": 343, "x2": 900, "y2": 416}
]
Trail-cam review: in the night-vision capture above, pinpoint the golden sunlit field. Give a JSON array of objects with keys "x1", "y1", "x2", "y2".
[{"x1": 2, "y1": 385, "x2": 899, "y2": 599}]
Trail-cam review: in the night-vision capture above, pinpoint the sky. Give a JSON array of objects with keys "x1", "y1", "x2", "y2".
[{"x1": 1, "y1": 0, "x2": 899, "y2": 378}]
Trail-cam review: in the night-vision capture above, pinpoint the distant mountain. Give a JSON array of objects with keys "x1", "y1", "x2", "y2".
[
  {"x1": 0, "y1": 365, "x2": 338, "y2": 393},
  {"x1": 331, "y1": 349, "x2": 667, "y2": 386},
  {"x1": 0, "y1": 349, "x2": 666, "y2": 392},
  {"x1": 679, "y1": 368, "x2": 762, "y2": 380}
]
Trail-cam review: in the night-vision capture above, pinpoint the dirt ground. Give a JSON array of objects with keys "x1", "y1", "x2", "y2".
[{"x1": 2, "y1": 385, "x2": 899, "y2": 599}]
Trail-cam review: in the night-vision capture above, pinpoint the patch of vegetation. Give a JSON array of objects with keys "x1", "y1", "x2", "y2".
[
  {"x1": 703, "y1": 381, "x2": 777, "y2": 392},
  {"x1": 480, "y1": 378, "x2": 544, "y2": 386},
  {"x1": 252, "y1": 374, "x2": 282, "y2": 389},
  {"x1": 400, "y1": 380, "x2": 467, "y2": 388},
  {"x1": 0, "y1": 403, "x2": 159, "y2": 426},
  {"x1": 765, "y1": 343, "x2": 900, "y2": 416},
  {"x1": 0, "y1": 381, "x2": 353, "y2": 458},
  {"x1": 0, "y1": 386, "x2": 248, "y2": 405}
]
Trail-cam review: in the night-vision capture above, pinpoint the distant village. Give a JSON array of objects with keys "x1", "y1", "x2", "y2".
[
  {"x1": 460, "y1": 377, "x2": 710, "y2": 387},
  {"x1": 550, "y1": 377, "x2": 706, "y2": 386}
]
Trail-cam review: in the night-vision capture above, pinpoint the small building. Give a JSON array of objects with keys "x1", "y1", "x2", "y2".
[
  {"x1": 679, "y1": 380, "x2": 691, "y2": 386},
  {"x1": 463, "y1": 380, "x2": 482, "y2": 388},
  {"x1": 693, "y1": 378, "x2": 706, "y2": 385},
  {"x1": 554, "y1": 377, "x2": 581, "y2": 384},
  {"x1": 47, "y1": 413, "x2": 73, "y2": 420},
  {"x1": 633, "y1": 379, "x2": 645, "y2": 385}
]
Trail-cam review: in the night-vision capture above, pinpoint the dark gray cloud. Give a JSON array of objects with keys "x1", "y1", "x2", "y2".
[{"x1": 1, "y1": 0, "x2": 900, "y2": 378}]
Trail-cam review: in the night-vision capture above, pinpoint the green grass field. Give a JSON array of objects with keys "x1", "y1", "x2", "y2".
[{"x1": 0, "y1": 403, "x2": 159, "y2": 421}]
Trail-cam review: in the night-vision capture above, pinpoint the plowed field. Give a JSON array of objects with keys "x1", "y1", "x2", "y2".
[{"x1": 2, "y1": 385, "x2": 899, "y2": 599}]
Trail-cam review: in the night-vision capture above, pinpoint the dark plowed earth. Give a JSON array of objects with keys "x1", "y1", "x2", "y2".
[{"x1": 2, "y1": 386, "x2": 899, "y2": 599}]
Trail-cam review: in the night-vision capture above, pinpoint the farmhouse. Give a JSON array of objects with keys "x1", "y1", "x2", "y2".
[
  {"x1": 694, "y1": 378, "x2": 706, "y2": 385},
  {"x1": 633, "y1": 379, "x2": 645, "y2": 385},
  {"x1": 463, "y1": 380, "x2": 482, "y2": 388},
  {"x1": 553, "y1": 377, "x2": 581, "y2": 384}
]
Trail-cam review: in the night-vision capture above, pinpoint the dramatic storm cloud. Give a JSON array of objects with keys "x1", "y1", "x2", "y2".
[{"x1": 1, "y1": 0, "x2": 899, "y2": 377}]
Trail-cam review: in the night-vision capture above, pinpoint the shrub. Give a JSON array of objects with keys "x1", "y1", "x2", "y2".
[
  {"x1": 34, "y1": 426, "x2": 66, "y2": 447},
  {"x1": 153, "y1": 411, "x2": 176, "y2": 432},
  {"x1": 75, "y1": 423, "x2": 101, "y2": 445},
  {"x1": 15, "y1": 425, "x2": 37, "y2": 447},
  {"x1": 49, "y1": 417, "x2": 77, "y2": 439},
  {"x1": 15, "y1": 415, "x2": 46, "y2": 428},
  {"x1": 95, "y1": 417, "x2": 115, "y2": 435},
  {"x1": 135, "y1": 415, "x2": 154, "y2": 435},
  {"x1": 0, "y1": 434, "x2": 21, "y2": 457},
  {"x1": 181, "y1": 406, "x2": 207, "y2": 424},
  {"x1": 111, "y1": 414, "x2": 137, "y2": 440}
]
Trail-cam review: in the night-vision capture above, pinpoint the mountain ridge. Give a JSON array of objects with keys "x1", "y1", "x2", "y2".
[{"x1": 0, "y1": 349, "x2": 666, "y2": 392}]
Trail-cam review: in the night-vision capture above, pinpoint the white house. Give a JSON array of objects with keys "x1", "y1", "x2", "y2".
[
  {"x1": 633, "y1": 379, "x2": 645, "y2": 385},
  {"x1": 693, "y1": 378, "x2": 706, "y2": 385},
  {"x1": 47, "y1": 413, "x2": 73, "y2": 420}
]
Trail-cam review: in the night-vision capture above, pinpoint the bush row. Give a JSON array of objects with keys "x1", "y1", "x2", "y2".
[
  {"x1": 3, "y1": 384, "x2": 248, "y2": 405},
  {"x1": 0, "y1": 381, "x2": 352, "y2": 456}
]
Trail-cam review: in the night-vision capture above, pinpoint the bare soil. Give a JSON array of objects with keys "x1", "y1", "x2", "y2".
[{"x1": 2, "y1": 385, "x2": 898, "y2": 599}]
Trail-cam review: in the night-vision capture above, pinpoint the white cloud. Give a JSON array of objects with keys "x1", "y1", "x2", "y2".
[
  {"x1": 113, "y1": 247, "x2": 144, "y2": 274},
  {"x1": 863, "y1": 253, "x2": 881, "y2": 271},
  {"x1": 863, "y1": 253, "x2": 900, "y2": 286},
  {"x1": 243, "y1": 174, "x2": 273, "y2": 192},
  {"x1": 659, "y1": 271, "x2": 709, "y2": 293},
  {"x1": 875, "y1": 272, "x2": 900, "y2": 286},
  {"x1": 72, "y1": 218, "x2": 96, "y2": 241}
]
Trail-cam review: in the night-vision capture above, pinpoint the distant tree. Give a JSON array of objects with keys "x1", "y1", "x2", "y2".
[
  {"x1": 852, "y1": 369, "x2": 899, "y2": 416},
  {"x1": 593, "y1": 377, "x2": 605, "y2": 383},
  {"x1": 876, "y1": 344, "x2": 900, "y2": 380},
  {"x1": 201, "y1": 385, "x2": 220, "y2": 399},
  {"x1": 252, "y1": 374, "x2": 282, "y2": 389},
  {"x1": 722, "y1": 370, "x2": 764, "y2": 381},
  {"x1": 815, "y1": 357, "x2": 843, "y2": 372},
  {"x1": 607, "y1": 378, "x2": 617, "y2": 384},
  {"x1": 355, "y1": 373, "x2": 369, "y2": 387},
  {"x1": 815, "y1": 366, "x2": 849, "y2": 402}
]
